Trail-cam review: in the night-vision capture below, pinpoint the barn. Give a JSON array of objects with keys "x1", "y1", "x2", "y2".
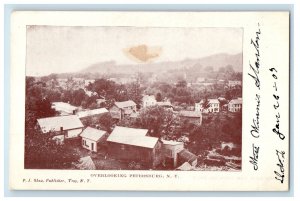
[
  {"x1": 106, "y1": 126, "x2": 162, "y2": 168},
  {"x1": 80, "y1": 127, "x2": 107, "y2": 152},
  {"x1": 37, "y1": 115, "x2": 84, "y2": 139}
]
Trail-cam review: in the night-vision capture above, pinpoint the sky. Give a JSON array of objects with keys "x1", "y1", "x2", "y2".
[{"x1": 26, "y1": 26, "x2": 243, "y2": 76}]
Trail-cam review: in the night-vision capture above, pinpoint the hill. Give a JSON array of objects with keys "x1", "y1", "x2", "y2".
[{"x1": 79, "y1": 52, "x2": 243, "y2": 75}]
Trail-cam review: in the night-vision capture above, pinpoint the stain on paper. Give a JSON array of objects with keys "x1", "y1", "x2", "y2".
[{"x1": 123, "y1": 44, "x2": 162, "y2": 63}]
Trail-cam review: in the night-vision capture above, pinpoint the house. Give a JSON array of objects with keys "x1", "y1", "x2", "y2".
[
  {"x1": 228, "y1": 80, "x2": 242, "y2": 87},
  {"x1": 51, "y1": 102, "x2": 78, "y2": 115},
  {"x1": 179, "y1": 110, "x2": 202, "y2": 125},
  {"x1": 195, "y1": 99, "x2": 220, "y2": 113},
  {"x1": 37, "y1": 115, "x2": 84, "y2": 139},
  {"x1": 161, "y1": 140, "x2": 184, "y2": 168},
  {"x1": 80, "y1": 127, "x2": 107, "y2": 152},
  {"x1": 106, "y1": 126, "x2": 162, "y2": 168},
  {"x1": 178, "y1": 149, "x2": 198, "y2": 166},
  {"x1": 228, "y1": 98, "x2": 242, "y2": 112},
  {"x1": 142, "y1": 95, "x2": 157, "y2": 108},
  {"x1": 109, "y1": 100, "x2": 137, "y2": 120}
]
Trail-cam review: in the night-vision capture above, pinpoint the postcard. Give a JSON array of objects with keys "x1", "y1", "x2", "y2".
[{"x1": 9, "y1": 11, "x2": 289, "y2": 191}]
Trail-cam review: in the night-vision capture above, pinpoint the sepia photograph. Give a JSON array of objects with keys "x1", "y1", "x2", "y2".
[
  {"x1": 25, "y1": 26, "x2": 243, "y2": 171},
  {"x1": 8, "y1": 10, "x2": 290, "y2": 191}
]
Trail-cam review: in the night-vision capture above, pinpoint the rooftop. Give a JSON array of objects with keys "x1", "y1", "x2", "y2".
[
  {"x1": 178, "y1": 149, "x2": 198, "y2": 163},
  {"x1": 176, "y1": 162, "x2": 193, "y2": 171},
  {"x1": 156, "y1": 101, "x2": 173, "y2": 107},
  {"x1": 37, "y1": 115, "x2": 84, "y2": 134},
  {"x1": 114, "y1": 100, "x2": 136, "y2": 108},
  {"x1": 80, "y1": 127, "x2": 107, "y2": 142},
  {"x1": 142, "y1": 95, "x2": 156, "y2": 101},
  {"x1": 229, "y1": 98, "x2": 243, "y2": 104},
  {"x1": 161, "y1": 139, "x2": 184, "y2": 146},
  {"x1": 107, "y1": 126, "x2": 158, "y2": 148},
  {"x1": 77, "y1": 108, "x2": 108, "y2": 118},
  {"x1": 52, "y1": 102, "x2": 77, "y2": 112},
  {"x1": 199, "y1": 99, "x2": 220, "y2": 104}
]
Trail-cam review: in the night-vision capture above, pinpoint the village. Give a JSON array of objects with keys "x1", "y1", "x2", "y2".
[{"x1": 25, "y1": 72, "x2": 242, "y2": 171}]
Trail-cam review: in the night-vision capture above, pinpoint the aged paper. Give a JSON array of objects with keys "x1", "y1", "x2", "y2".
[{"x1": 10, "y1": 11, "x2": 289, "y2": 191}]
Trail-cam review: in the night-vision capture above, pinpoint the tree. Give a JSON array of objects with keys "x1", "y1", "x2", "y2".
[
  {"x1": 225, "y1": 90, "x2": 233, "y2": 101},
  {"x1": 137, "y1": 105, "x2": 178, "y2": 138},
  {"x1": 218, "y1": 99, "x2": 227, "y2": 109},
  {"x1": 202, "y1": 98, "x2": 210, "y2": 111},
  {"x1": 127, "y1": 82, "x2": 143, "y2": 108},
  {"x1": 98, "y1": 113, "x2": 115, "y2": 133},
  {"x1": 72, "y1": 89, "x2": 86, "y2": 106},
  {"x1": 24, "y1": 129, "x2": 80, "y2": 169},
  {"x1": 155, "y1": 92, "x2": 162, "y2": 102},
  {"x1": 90, "y1": 78, "x2": 117, "y2": 98},
  {"x1": 35, "y1": 98, "x2": 57, "y2": 119},
  {"x1": 157, "y1": 82, "x2": 172, "y2": 93}
]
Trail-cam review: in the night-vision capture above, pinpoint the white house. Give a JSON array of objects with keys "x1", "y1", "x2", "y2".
[
  {"x1": 80, "y1": 127, "x2": 107, "y2": 152},
  {"x1": 37, "y1": 115, "x2": 84, "y2": 139},
  {"x1": 142, "y1": 95, "x2": 157, "y2": 108},
  {"x1": 195, "y1": 99, "x2": 220, "y2": 113},
  {"x1": 228, "y1": 98, "x2": 242, "y2": 112}
]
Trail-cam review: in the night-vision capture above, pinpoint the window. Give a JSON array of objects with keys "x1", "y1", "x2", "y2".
[{"x1": 82, "y1": 140, "x2": 84, "y2": 146}]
